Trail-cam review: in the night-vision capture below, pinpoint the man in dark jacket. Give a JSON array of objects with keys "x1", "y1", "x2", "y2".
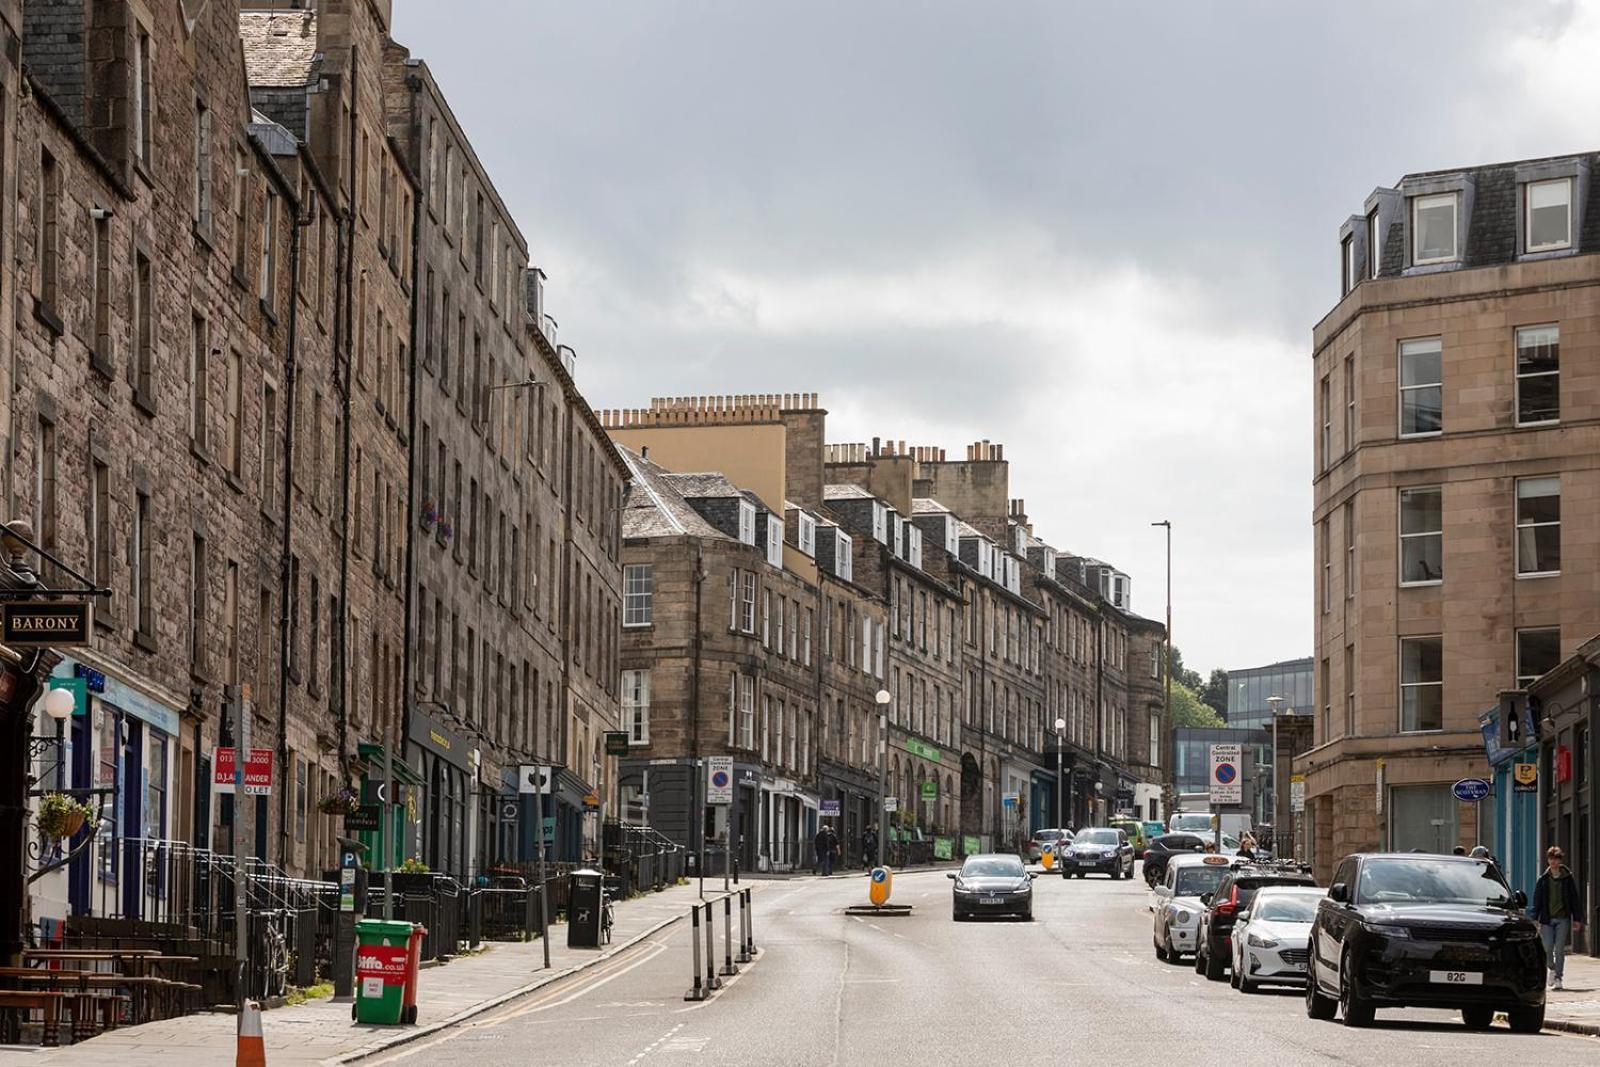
[
  {"x1": 1531, "y1": 845, "x2": 1584, "y2": 990},
  {"x1": 814, "y1": 823, "x2": 839, "y2": 876},
  {"x1": 861, "y1": 825, "x2": 879, "y2": 870}
]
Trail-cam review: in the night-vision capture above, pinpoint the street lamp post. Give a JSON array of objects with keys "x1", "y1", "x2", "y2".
[
  {"x1": 1152, "y1": 521, "x2": 1172, "y2": 820},
  {"x1": 875, "y1": 689, "x2": 890, "y2": 869},
  {"x1": 1266, "y1": 695, "x2": 1284, "y2": 853},
  {"x1": 1054, "y1": 717, "x2": 1066, "y2": 828}
]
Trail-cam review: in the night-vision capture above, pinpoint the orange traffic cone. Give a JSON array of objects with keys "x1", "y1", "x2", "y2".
[{"x1": 237, "y1": 999, "x2": 266, "y2": 1067}]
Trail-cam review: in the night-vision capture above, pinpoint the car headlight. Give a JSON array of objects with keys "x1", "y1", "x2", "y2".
[
  {"x1": 1246, "y1": 933, "x2": 1279, "y2": 949},
  {"x1": 1017, "y1": 882, "x2": 1032, "y2": 894},
  {"x1": 1371, "y1": 924, "x2": 1409, "y2": 939},
  {"x1": 953, "y1": 882, "x2": 973, "y2": 894},
  {"x1": 1173, "y1": 909, "x2": 1192, "y2": 924}
]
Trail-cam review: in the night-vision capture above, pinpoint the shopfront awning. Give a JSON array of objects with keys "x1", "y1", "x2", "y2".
[{"x1": 357, "y1": 741, "x2": 425, "y2": 786}]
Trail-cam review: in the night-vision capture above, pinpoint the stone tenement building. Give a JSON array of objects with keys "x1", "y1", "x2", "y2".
[
  {"x1": 1301, "y1": 150, "x2": 1600, "y2": 883},
  {"x1": 605, "y1": 396, "x2": 1163, "y2": 869},
  {"x1": 0, "y1": 0, "x2": 622, "y2": 957}
]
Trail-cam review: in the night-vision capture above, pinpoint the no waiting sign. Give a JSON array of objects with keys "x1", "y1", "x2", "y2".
[
  {"x1": 706, "y1": 756, "x2": 734, "y2": 805},
  {"x1": 1209, "y1": 743, "x2": 1242, "y2": 805}
]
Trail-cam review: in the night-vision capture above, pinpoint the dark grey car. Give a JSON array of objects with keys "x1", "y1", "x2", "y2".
[{"x1": 950, "y1": 854, "x2": 1035, "y2": 920}]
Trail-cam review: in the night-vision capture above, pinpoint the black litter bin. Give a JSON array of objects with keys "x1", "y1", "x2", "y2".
[{"x1": 566, "y1": 868, "x2": 604, "y2": 948}]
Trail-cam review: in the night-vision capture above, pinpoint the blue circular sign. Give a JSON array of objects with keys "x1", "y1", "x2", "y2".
[
  {"x1": 1452, "y1": 778, "x2": 1491, "y2": 802},
  {"x1": 1215, "y1": 764, "x2": 1237, "y2": 785},
  {"x1": 871, "y1": 868, "x2": 887, "y2": 884},
  {"x1": 711, "y1": 770, "x2": 731, "y2": 789}
]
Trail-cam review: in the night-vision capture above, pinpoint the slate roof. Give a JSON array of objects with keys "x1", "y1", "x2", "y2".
[
  {"x1": 911, "y1": 498, "x2": 951, "y2": 515},
  {"x1": 666, "y1": 472, "x2": 746, "y2": 500},
  {"x1": 617, "y1": 448, "x2": 729, "y2": 541},
  {"x1": 239, "y1": 11, "x2": 321, "y2": 88},
  {"x1": 823, "y1": 484, "x2": 875, "y2": 501}
]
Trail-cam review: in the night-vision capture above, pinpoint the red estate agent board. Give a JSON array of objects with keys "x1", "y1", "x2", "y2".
[{"x1": 212, "y1": 747, "x2": 275, "y2": 795}]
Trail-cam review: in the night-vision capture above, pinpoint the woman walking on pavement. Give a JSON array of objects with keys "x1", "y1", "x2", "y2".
[{"x1": 1531, "y1": 845, "x2": 1583, "y2": 990}]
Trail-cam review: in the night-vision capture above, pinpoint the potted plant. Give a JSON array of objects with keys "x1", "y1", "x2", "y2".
[
  {"x1": 36, "y1": 793, "x2": 91, "y2": 840},
  {"x1": 420, "y1": 500, "x2": 438, "y2": 532},
  {"x1": 317, "y1": 786, "x2": 361, "y2": 816},
  {"x1": 437, "y1": 517, "x2": 454, "y2": 545}
]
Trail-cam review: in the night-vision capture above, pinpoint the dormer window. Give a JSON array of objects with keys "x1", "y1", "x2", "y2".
[
  {"x1": 943, "y1": 516, "x2": 958, "y2": 553},
  {"x1": 907, "y1": 526, "x2": 922, "y2": 569},
  {"x1": 836, "y1": 530, "x2": 854, "y2": 582},
  {"x1": 737, "y1": 500, "x2": 756, "y2": 546},
  {"x1": 1412, "y1": 193, "x2": 1458, "y2": 265},
  {"x1": 1367, "y1": 208, "x2": 1381, "y2": 278},
  {"x1": 891, "y1": 513, "x2": 903, "y2": 557},
  {"x1": 765, "y1": 512, "x2": 783, "y2": 567},
  {"x1": 798, "y1": 512, "x2": 816, "y2": 557},
  {"x1": 872, "y1": 503, "x2": 887, "y2": 544},
  {"x1": 1526, "y1": 178, "x2": 1572, "y2": 253},
  {"x1": 1341, "y1": 233, "x2": 1355, "y2": 295}
]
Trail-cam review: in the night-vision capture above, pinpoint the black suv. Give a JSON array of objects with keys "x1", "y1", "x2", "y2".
[
  {"x1": 1195, "y1": 864, "x2": 1317, "y2": 981},
  {"x1": 1060, "y1": 827, "x2": 1135, "y2": 879},
  {"x1": 1142, "y1": 833, "x2": 1207, "y2": 887},
  {"x1": 1305, "y1": 853, "x2": 1545, "y2": 1032}
]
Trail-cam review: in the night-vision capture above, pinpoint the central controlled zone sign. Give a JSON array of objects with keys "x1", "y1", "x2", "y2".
[
  {"x1": 706, "y1": 756, "x2": 734, "y2": 805},
  {"x1": 1209, "y1": 743, "x2": 1242, "y2": 805}
]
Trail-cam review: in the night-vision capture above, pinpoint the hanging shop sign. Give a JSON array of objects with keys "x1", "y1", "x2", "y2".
[
  {"x1": 1512, "y1": 762, "x2": 1538, "y2": 793},
  {"x1": 2, "y1": 601, "x2": 91, "y2": 646},
  {"x1": 605, "y1": 731, "x2": 631, "y2": 757}
]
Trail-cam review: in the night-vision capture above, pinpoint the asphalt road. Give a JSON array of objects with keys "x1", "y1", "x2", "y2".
[{"x1": 370, "y1": 866, "x2": 1599, "y2": 1067}]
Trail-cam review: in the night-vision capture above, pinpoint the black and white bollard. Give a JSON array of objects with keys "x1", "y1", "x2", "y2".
[
  {"x1": 703, "y1": 902, "x2": 721, "y2": 991},
  {"x1": 684, "y1": 904, "x2": 706, "y2": 1001},
  {"x1": 720, "y1": 893, "x2": 738, "y2": 976}
]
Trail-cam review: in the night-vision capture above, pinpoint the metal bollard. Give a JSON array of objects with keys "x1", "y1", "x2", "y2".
[
  {"x1": 744, "y1": 887, "x2": 757, "y2": 958},
  {"x1": 703, "y1": 902, "x2": 721, "y2": 990},
  {"x1": 736, "y1": 889, "x2": 752, "y2": 963},
  {"x1": 720, "y1": 893, "x2": 738, "y2": 976},
  {"x1": 684, "y1": 904, "x2": 706, "y2": 1001}
]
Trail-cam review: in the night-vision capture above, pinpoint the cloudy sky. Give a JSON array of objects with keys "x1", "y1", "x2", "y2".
[{"x1": 394, "y1": 0, "x2": 1599, "y2": 677}]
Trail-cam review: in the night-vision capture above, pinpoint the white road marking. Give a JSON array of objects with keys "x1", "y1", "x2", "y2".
[{"x1": 625, "y1": 1022, "x2": 683, "y2": 1066}]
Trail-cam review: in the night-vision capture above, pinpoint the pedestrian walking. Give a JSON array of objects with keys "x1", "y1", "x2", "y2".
[
  {"x1": 814, "y1": 823, "x2": 839, "y2": 876},
  {"x1": 862, "y1": 824, "x2": 879, "y2": 869},
  {"x1": 1531, "y1": 845, "x2": 1583, "y2": 990}
]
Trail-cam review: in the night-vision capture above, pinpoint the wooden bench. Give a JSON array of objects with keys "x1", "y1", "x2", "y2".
[{"x1": 0, "y1": 989, "x2": 68, "y2": 1046}]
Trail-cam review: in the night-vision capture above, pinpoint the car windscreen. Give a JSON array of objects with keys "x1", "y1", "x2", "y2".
[
  {"x1": 1170, "y1": 814, "x2": 1213, "y2": 832},
  {"x1": 961, "y1": 857, "x2": 1025, "y2": 878},
  {"x1": 1155, "y1": 835, "x2": 1201, "y2": 851},
  {"x1": 1354, "y1": 858, "x2": 1513, "y2": 907},
  {"x1": 1033, "y1": 830, "x2": 1063, "y2": 842},
  {"x1": 1175, "y1": 865, "x2": 1231, "y2": 897},
  {"x1": 1253, "y1": 895, "x2": 1320, "y2": 923},
  {"x1": 1074, "y1": 830, "x2": 1118, "y2": 846}
]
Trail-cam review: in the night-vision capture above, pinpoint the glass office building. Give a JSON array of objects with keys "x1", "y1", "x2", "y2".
[{"x1": 1225, "y1": 657, "x2": 1314, "y2": 729}]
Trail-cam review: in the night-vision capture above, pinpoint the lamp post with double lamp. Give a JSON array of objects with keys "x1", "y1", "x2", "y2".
[
  {"x1": 875, "y1": 689, "x2": 890, "y2": 869},
  {"x1": 1054, "y1": 717, "x2": 1066, "y2": 829}
]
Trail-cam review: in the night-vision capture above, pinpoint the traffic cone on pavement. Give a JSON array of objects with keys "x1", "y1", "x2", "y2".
[{"x1": 237, "y1": 999, "x2": 266, "y2": 1067}]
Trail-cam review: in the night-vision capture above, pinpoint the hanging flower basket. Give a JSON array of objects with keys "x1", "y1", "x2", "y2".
[
  {"x1": 317, "y1": 787, "x2": 361, "y2": 816},
  {"x1": 437, "y1": 518, "x2": 455, "y2": 545},
  {"x1": 36, "y1": 793, "x2": 92, "y2": 840},
  {"x1": 421, "y1": 500, "x2": 438, "y2": 532}
]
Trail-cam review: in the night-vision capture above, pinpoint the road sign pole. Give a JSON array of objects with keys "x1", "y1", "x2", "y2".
[{"x1": 537, "y1": 768, "x2": 550, "y2": 970}]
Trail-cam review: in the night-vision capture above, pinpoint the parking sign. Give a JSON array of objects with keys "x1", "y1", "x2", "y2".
[
  {"x1": 706, "y1": 756, "x2": 734, "y2": 805},
  {"x1": 1209, "y1": 743, "x2": 1242, "y2": 805}
]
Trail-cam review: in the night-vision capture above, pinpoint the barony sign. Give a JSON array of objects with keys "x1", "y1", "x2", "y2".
[{"x1": 2, "y1": 602, "x2": 91, "y2": 646}]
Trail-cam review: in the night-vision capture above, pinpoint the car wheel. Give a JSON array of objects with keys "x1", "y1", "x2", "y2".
[
  {"x1": 1075, "y1": 872, "x2": 1085, "y2": 880},
  {"x1": 1507, "y1": 1004, "x2": 1544, "y2": 1034},
  {"x1": 1194, "y1": 945, "x2": 1207, "y2": 974},
  {"x1": 1155, "y1": 935, "x2": 1169, "y2": 962},
  {"x1": 1305, "y1": 955, "x2": 1337, "y2": 1021},
  {"x1": 1460, "y1": 1006, "x2": 1493, "y2": 1030},
  {"x1": 1238, "y1": 972, "x2": 1256, "y2": 995},
  {"x1": 1204, "y1": 943, "x2": 1227, "y2": 982},
  {"x1": 1229, "y1": 962, "x2": 1241, "y2": 989},
  {"x1": 1109, "y1": 865, "x2": 1120, "y2": 881},
  {"x1": 952, "y1": 907, "x2": 964, "y2": 922},
  {"x1": 1339, "y1": 950, "x2": 1375, "y2": 1027},
  {"x1": 1022, "y1": 907, "x2": 1034, "y2": 922}
]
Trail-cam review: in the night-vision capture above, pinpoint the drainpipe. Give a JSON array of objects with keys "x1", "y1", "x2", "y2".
[
  {"x1": 334, "y1": 50, "x2": 361, "y2": 777},
  {"x1": 398, "y1": 130, "x2": 423, "y2": 870}
]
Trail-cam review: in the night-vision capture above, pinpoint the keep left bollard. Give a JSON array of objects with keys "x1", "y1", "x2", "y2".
[
  {"x1": 684, "y1": 904, "x2": 706, "y2": 1001},
  {"x1": 736, "y1": 889, "x2": 752, "y2": 963}
]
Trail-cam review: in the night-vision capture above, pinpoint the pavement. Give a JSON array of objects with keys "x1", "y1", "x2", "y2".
[
  {"x1": 1545, "y1": 950, "x2": 1600, "y2": 1036},
  {"x1": 0, "y1": 879, "x2": 739, "y2": 1065}
]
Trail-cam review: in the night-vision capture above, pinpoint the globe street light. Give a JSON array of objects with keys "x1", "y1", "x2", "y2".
[
  {"x1": 42, "y1": 688, "x2": 75, "y2": 721},
  {"x1": 874, "y1": 689, "x2": 890, "y2": 869}
]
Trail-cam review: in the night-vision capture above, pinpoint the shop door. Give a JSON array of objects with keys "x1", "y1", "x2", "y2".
[
  {"x1": 119, "y1": 717, "x2": 144, "y2": 919},
  {"x1": 68, "y1": 711, "x2": 93, "y2": 915}
]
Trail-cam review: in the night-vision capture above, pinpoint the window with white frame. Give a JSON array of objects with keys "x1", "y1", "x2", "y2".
[
  {"x1": 798, "y1": 512, "x2": 816, "y2": 557},
  {"x1": 1515, "y1": 627, "x2": 1560, "y2": 689},
  {"x1": 836, "y1": 530, "x2": 853, "y2": 582},
  {"x1": 623, "y1": 669, "x2": 650, "y2": 743},
  {"x1": 623, "y1": 563, "x2": 653, "y2": 626},
  {"x1": 741, "y1": 573, "x2": 756, "y2": 632},
  {"x1": 1526, "y1": 178, "x2": 1572, "y2": 253},
  {"x1": 1515, "y1": 476, "x2": 1560, "y2": 577},
  {"x1": 1412, "y1": 192, "x2": 1458, "y2": 265},
  {"x1": 907, "y1": 526, "x2": 922, "y2": 569},
  {"x1": 891, "y1": 514, "x2": 903, "y2": 557},
  {"x1": 737, "y1": 500, "x2": 757, "y2": 545},
  {"x1": 872, "y1": 503, "x2": 887, "y2": 544},
  {"x1": 1399, "y1": 635, "x2": 1443, "y2": 732},
  {"x1": 1515, "y1": 324, "x2": 1559, "y2": 426},
  {"x1": 942, "y1": 516, "x2": 958, "y2": 553},
  {"x1": 1399, "y1": 337, "x2": 1442, "y2": 436},
  {"x1": 1398, "y1": 486, "x2": 1442, "y2": 585},
  {"x1": 1341, "y1": 233, "x2": 1355, "y2": 295},
  {"x1": 765, "y1": 513, "x2": 783, "y2": 567}
]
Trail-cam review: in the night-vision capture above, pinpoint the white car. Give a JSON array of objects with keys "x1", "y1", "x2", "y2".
[
  {"x1": 1229, "y1": 885, "x2": 1323, "y2": 993},
  {"x1": 1152, "y1": 852, "x2": 1239, "y2": 963}
]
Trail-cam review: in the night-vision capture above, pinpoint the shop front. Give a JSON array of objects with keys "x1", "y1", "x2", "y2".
[
  {"x1": 1527, "y1": 651, "x2": 1596, "y2": 957},
  {"x1": 407, "y1": 707, "x2": 472, "y2": 878}
]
